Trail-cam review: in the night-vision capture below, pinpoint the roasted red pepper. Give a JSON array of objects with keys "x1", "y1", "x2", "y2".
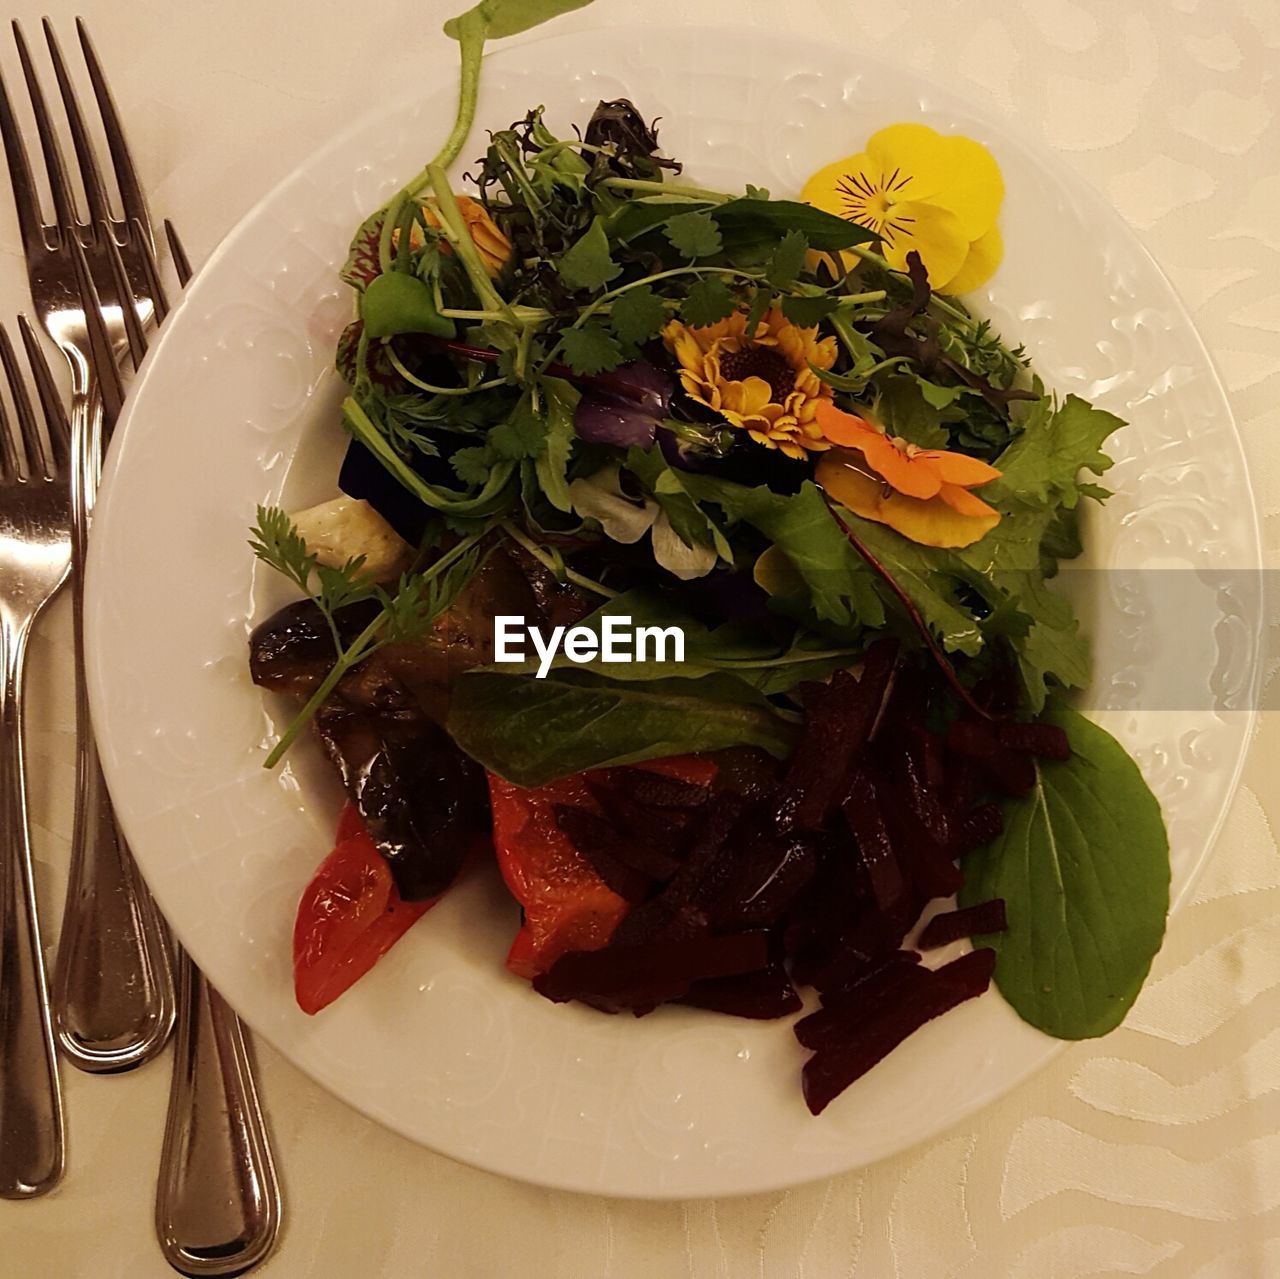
[
  {"x1": 292, "y1": 803, "x2": 437, "y2": 1014},
  {"x1": 488, "y1": 755, "x2": 718, "y2": 980}
]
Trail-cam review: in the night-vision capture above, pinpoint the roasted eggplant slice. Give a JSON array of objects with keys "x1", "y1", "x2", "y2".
[{"x1": 314, "y1": 679, "x2": 488, "y2": 902}]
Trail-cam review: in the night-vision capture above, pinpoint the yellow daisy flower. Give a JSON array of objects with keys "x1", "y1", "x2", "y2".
[
  {"x1": 661, "y1": 306, "x2": 839, "y2": 459},
  {"x1": 802, "y1": 123, "x2": 1004, "y2": 292}
]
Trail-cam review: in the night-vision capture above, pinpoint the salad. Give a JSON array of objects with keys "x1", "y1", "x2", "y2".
[{"x1": 248, "y1": 0, "x2": 1170, "y2": 1115}]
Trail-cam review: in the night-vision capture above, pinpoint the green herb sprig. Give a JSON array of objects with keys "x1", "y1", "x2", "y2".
[{"x1": 250, "y1": 507, "x2": 487, "y2": 767}]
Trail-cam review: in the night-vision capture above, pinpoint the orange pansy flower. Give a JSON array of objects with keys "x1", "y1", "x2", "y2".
[{"x1": 814, "y1": 401, "x2": 1002, "y2": 549}]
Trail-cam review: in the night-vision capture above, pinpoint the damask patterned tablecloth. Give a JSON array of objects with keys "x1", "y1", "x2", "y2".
[{"x1": 0, "y1": 0, "x2": 1276, "y2": 1274}]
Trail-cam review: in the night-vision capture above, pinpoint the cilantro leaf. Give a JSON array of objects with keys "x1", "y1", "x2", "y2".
[
  {"x1": 450, "y1": 446, "x2": 493, "y2": 486},
  {"x1": 765, "y1": 230, "x2": 809, "y2": 290},
  {"x1": 992, "y1": 395, "x2": 1121, "y2": 511},
  {"x1": 557, "y1": 216, "x2": 622, "y2": 292},
  {"x1": 489, "y1": 397, "x2": 548, "y2": 460},
  {"x1": 559, "y1": 324, "x2": 625, "y2": 375},
  {"x1": 665, "y1": 210, "x2": 723, "y2": 259},
  {"x1": 781, "y1": 295, "x2": 839, "y2": 326},
  {"x1": 609, "y1": 285, "x2": 668, "y2": 345},
  {"x1": 744, "y1": 184, "x2": 771, "y2": 201},
  {"x1": 744, "y1": 286, "x2": 774, "y2": 338},
  {"x1": 681, "y1": 276, "x2": 737, "y2": 327}
]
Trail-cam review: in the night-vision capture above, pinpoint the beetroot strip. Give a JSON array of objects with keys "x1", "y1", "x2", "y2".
[
  {"x1": 841, "y1": 770, "x2": 908, "y2": 916},
  {"x1": 535, "y1": 930, "x2": 770, "y2": 1004},
  {"x1": 917, "y1": 900, "x2": 1008, "y2": 950},
  {"x1": 802, "y1": 948, "x2": 996, "y2": 1115}
]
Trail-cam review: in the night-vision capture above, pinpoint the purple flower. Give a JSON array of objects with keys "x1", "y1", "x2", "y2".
[{"x1": 573, "y1": 360, "x2": 674, "y2": 449}]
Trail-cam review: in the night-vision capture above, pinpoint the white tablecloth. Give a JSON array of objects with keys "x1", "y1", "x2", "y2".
[{"x1": 2, "y1": 0, "x2": 1277, "y2": 1274}]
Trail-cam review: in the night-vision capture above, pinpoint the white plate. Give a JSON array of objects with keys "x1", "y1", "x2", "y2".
[{"x1": 85, "y1": 25, "x2": 1261, "y2": 1198}]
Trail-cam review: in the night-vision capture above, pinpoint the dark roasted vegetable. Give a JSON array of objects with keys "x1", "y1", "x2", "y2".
[{"x1": 314, "y1": 681, "x2": 488, "y2": 901}]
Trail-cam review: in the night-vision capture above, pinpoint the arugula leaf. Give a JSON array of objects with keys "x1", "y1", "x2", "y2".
[
  {"x1": 765, "y1": 229, "x2": 809, "y2": 290},
  {"x1": 992, "y1": 395, "x2": 1121, "y2": 511},
  {"x1": 608, "y1": 285, "x2": 668, "y2": 345},
  {"x1": 559, "y1": 324, "x2": 625, "y2": 375},
  {"x1": 781, "y1": 295, "x2": 839, "y2": 327},
  {"x1": 664, "y1": 210, "x2": 723, "y2": 259},
  {"x1": 535, "y1": 378, "x2": 577, "y2": 513},
  {"x1": 712, "y1": 199, "x2": 878, "y2": 254},
  {"x1": 607, "y1": 198, "x2": 715, "y2": 246},
  {"x1": 684, "y1": 477, "x2": 883, "y2": 630},
  {"x1": 1011, "y1": 575, "x2": 1091, "y2": 710},
  {"x1": 557, "y1": 215, "x2": 622, "y2": 291},
  {"x1": 360, "y1": 271, "x2": 457, "y2": 339},
  {"x1": 681, "y1": 277, "x2": 737, "y2": 327},
  {"x1": 1042, "y1": 506, "x2": 1083, "y2": 565},
  {"x1": 448, "y1": 667, "x2": 798, "y2": 786},
  {"x1": 842, "y1": 518, "x2": 983, "y2": 655},
  {"x1": 960, "y1": 697, "x2": 1169, "y2": 1039}
]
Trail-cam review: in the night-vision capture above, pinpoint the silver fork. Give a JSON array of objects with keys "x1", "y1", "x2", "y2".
[
  {"x1": 74, "y1": 222, "x2": 282, "y2": 1275},
  {"x1": 0, "y1": 17, "x2": 175, "y2": 1072},
  {"x1": 0, "y1": 314, "x2": 71, "y2": 1198}
]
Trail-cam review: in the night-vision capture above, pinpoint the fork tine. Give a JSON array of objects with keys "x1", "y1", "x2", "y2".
[
  {"x1": 100, "y1": 220, "x2": 147, "y2": 367},
  {"x1": 133, "y1": 217, "x2": 169, "y2": 322},
  {"x1": 17, "y1": 316, "x2": 69, "y2": 475},
  {"x1": 0, "y1": 325, "x2": 26, "y2": 480},
  {"x1": 68, "y1": 236, "x2": 125, "y2": 429},
  {"x1": 0, "y1": 321, "x2": 51, "y2": 480},
  {"x1": 12, "y1": 21, "x2": 76, "y2": 234},
  {"x1": 165, "y1": 220, "x2": 193, "y2": 287},
  {"x1": 0, "y1": 61, "x2": 48, "y2": 256},
  {"x1": 75, "y1": 19, "x2": 152, "y2": 244},
  {"x1": 42, "y1": 19, "x2": 112, "y2": 235}
]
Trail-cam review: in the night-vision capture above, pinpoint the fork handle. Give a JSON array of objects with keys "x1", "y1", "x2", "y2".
[
  {"x1": 157, "y1": 954, "x2": 282, "y2": 1277},
  {"x1": 52, "y1": 386, "x2": 176, "y2": 1072},
  {"x1": 0, "y1": 612, "x2": 64, "y2": 1198}
]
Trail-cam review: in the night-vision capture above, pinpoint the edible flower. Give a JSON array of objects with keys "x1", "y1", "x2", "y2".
[
  {"x1": 421, "y1": 195, "x2": 513, "y2": 277},
  {"x1": 573, "y1": 360, "x2": 673, "y2": 449},
  {"x1": 662, "y1": 306, "x2": 838, "y2": 459},
  {"x1": 814, "y1": 401, "x2": 1001, "y2": 548},
  {"x1": 568, "y1": 465, "x2": 717, "y2": 581},
  {"x1": 801, "y1": 124, "x2": 1003, "y2": 292}
]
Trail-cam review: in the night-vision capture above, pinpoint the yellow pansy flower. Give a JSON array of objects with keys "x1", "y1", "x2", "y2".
[{"x1": 802, "y1": 123, "x2": 1004, "y2": 292}]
